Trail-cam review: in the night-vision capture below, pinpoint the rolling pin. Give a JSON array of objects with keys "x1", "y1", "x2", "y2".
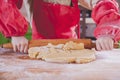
[{"x1": 1, "y1": 39, "x2": 119, "y2": 49}]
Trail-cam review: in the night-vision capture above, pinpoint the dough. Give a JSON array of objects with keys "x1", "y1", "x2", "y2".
[
  {"x1": 28, "y1": 41, "x2": 96, "y2": 63},
  {"x1": 42, "y1": 49, "x2": 95, "y2": 63},
  {"x1": 63, "y1": 41, "x2": 84, "y2": 50}
]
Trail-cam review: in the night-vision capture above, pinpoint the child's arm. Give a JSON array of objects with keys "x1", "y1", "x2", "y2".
[
  {"x1": 0, "y1": 0, "x2": 28, "y2": 53},
  {"x1": 78, "y1": 0, "x2": 119, "y2": 50},
  {"x1": 92, "y1": 0, "x2": 120, "y2": 50}
]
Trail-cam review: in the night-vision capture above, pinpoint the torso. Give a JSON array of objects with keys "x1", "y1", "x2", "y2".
[{"x1": 32, "y1": 0, "x2": 80, "y2": 39}]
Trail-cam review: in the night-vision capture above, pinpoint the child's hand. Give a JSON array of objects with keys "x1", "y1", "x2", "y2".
[
  {"x1": 11, "y1": 36, "x2": 28, "y2": 53},
  {"x1": 96, "y1": 36, "x2": 114, "y2": 51}
]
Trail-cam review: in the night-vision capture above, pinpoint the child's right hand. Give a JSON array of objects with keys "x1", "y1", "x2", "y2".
[
  {"x1": 96, "y1": 36, "x2": 114, "y2": 51},
  {"x1": 11, "y1": 36, "x2": 28, "y2": 53}
]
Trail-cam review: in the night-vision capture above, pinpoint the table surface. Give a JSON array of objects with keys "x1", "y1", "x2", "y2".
[{"x1": 0, "y1": 48, "x2": 120, "y2": 80}]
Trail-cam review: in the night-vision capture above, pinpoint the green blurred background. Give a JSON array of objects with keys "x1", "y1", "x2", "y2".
[{"x1": 0, "y1": 27, "x2": 32, "y2": 44}]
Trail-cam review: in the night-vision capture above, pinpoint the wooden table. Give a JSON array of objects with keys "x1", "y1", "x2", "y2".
[{"x1": 0, "y1": 48, "x2": 120, "y2": 80}]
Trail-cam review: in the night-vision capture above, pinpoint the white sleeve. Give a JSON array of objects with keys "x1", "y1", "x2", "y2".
[{"x1": 19, "y1": 0, "x2": 31, "y2": 23}]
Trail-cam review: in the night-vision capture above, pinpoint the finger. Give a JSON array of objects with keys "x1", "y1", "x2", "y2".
[
  {"x1": 96, "y1": 40, "x2": 102, "y2": 51},
  {"x1": 100, "y1": 39, "x2": 108, "y2": 50},
  {"x1": 13, "y1": 44, "x2": 17, "y2": 52},
  {"x1": 16, "y1": 44, "x2": 20, "y2": 52},
  {"x1": 20, "y1": 44, "x2": 25, "y2": 53},
  {"x1": 103, "y1": 39, "x2": 109, "y2": 50},
  {"x1": 109, "y1": 39, "x2": 114, "y2": 50},
  {"x1": 24, "y1": 44, "x2": 28, "y2": 53},
  {"x1": 104, "y1": 39, "x2": 113, "y2": 50}
]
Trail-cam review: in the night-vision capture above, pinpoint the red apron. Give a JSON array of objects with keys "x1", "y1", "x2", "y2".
[
  {"x1": 8, "y1": 0, "x2": 23, "y2": 9},
  {"x1": 32, "y1": 0, "x2": 80, "y2": 39}
]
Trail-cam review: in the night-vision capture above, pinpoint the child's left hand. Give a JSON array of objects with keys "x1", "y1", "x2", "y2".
[
  {"x1": 11, "y1": 36, "x2": 28, "y2": 53},
  {"x1": 96, "y1": 36, "x2": 114, "y2": 51}
]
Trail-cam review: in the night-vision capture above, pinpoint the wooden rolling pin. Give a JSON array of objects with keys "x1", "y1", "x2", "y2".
[{"x1": 1, "y1": 39, "x2": 119, "y2": 49}]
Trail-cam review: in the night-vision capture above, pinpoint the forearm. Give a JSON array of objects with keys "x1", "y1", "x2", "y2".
[
  {"x1": 92, "y1": 0, "x2": 120, "y2": 42},
  {"x1": 0, "y1": 0, "x2": 28, "y2": 37}
]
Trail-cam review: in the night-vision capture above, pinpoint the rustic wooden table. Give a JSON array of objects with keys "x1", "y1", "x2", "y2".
[{"x1": 0, "y1": 48, "x2": 120, "y2": 80}]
